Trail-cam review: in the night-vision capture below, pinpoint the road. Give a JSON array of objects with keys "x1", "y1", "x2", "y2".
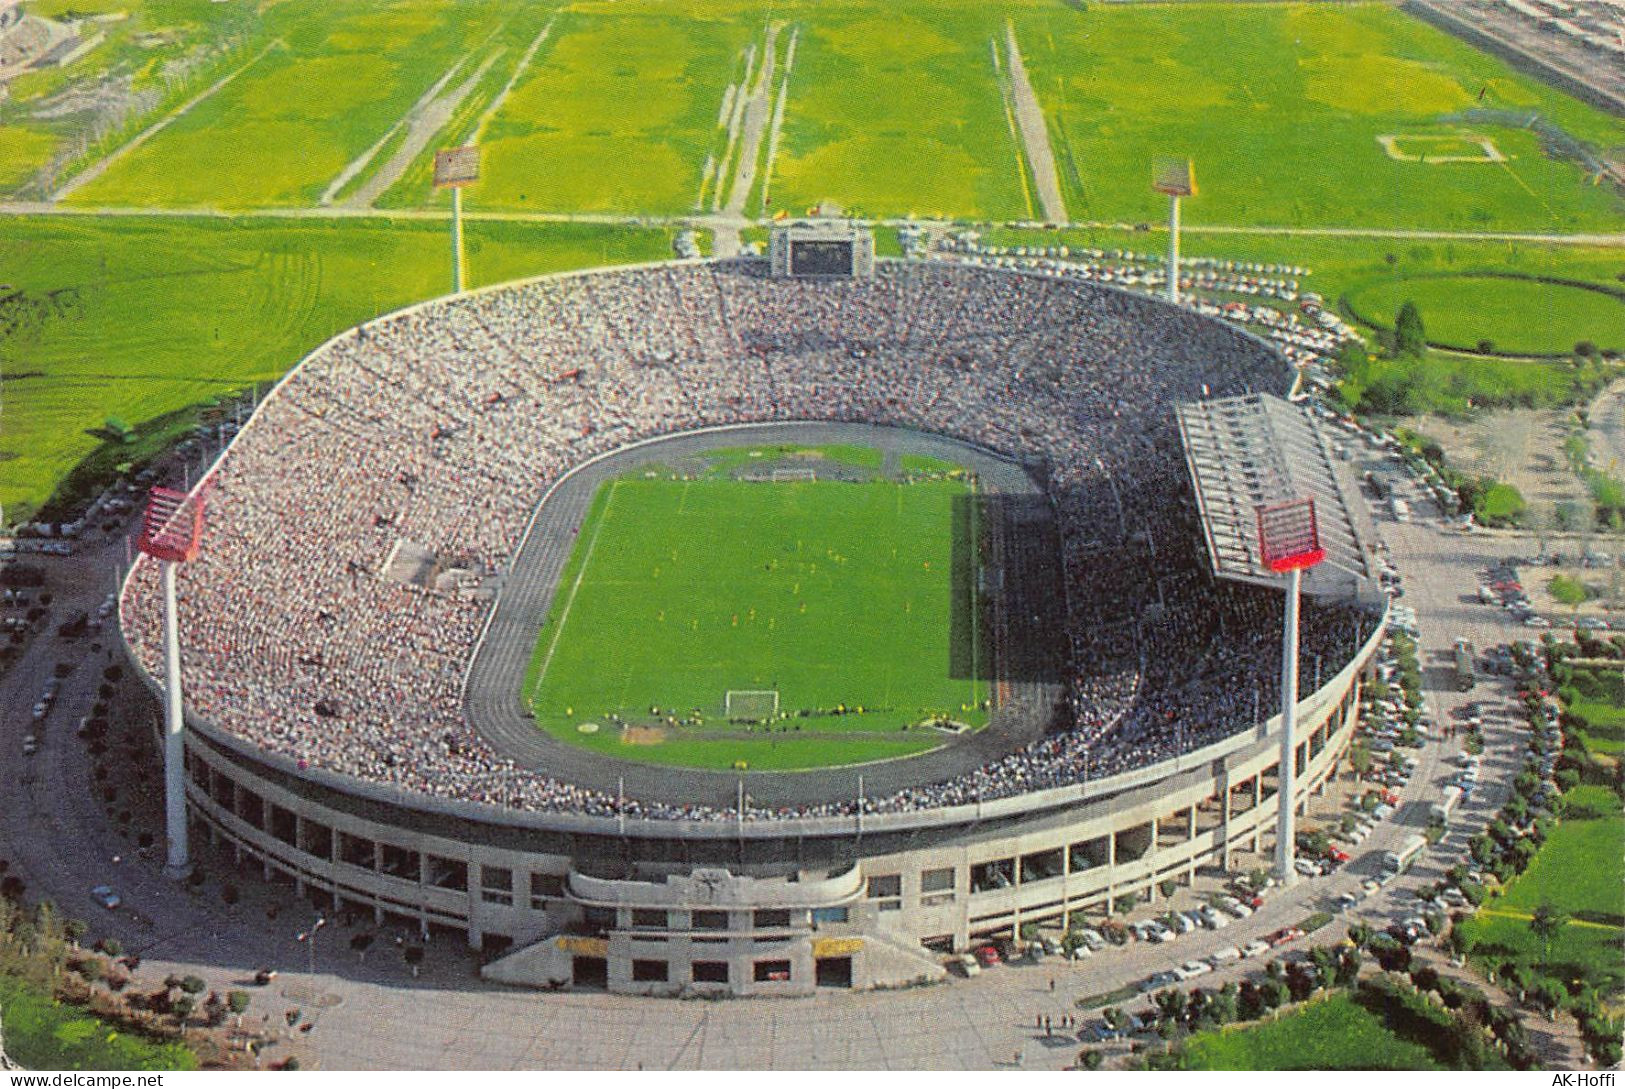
[{"x1": 1, "y1": 199, "x2": 1620, "y2": 249}]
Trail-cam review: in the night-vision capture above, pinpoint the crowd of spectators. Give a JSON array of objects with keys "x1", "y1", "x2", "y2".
[{"x1": 122, "y1": 259, "x2": 1379, "y2": 821}]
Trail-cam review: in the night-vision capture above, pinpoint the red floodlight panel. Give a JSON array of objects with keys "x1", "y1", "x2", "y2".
[
  {"x1": 137, "y1": 487, "x2": 205, "y2": 563},
  {"x1": 1256, "y1": 496, "x2": 1325, "y2": 573}
]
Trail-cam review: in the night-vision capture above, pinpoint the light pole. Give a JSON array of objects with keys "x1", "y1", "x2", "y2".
[
  {"x1": 135, "y1": 486, "x2": 207, "y2": 879},
  {"x1": 433, "y1": 146, "x2": 480, "y2": 294},
  {"x1": 1256, "y1": 497, "x2": 1326, "y2": 887},
  {"x1": 1152, "y1": 158, "x2": 1195, "y2": 304}
]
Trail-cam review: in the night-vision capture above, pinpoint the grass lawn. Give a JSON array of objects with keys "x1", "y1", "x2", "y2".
[
  {"x1": 439, "y1": 1, "x2": 756, "y2": 216},
  {"x1": 0, "y1": 976, "x2": 196, "y2": 1071},
  {"x1": 1013, "y1": 1, "x2": 1624, "y2": 230},
  {"x1": 0, "y1": 215, "x2": 675, "y2": 525},
  {"x1": 65, "y1": 2, "x2": 514, "y2": 208},
  {"x1": 1176, "y1": 994, "x2": 1443, "y2": 1070},
  {"x1": 524, "y1": 450, "x2": 987, "y2": 770},
  {"x1": 768, "y1": 0, "x2": 1028, "y2": 222},
  {"x1": 1460, "y1": 784, "x2": 1625, "y2": 992},
  {"x1": 1345, "y1": 274, "x2": 1625, "y2": 356}
]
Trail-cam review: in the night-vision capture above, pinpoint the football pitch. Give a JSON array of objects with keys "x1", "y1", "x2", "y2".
[{"x1": 522, "y1": 448, "x2": 990, "y2": 771}]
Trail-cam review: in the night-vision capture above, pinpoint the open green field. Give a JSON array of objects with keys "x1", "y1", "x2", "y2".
[
  {"x1": 428, "y1": 2, "x2": 756, "y2": 215},
  {"x1": 1345, "y1": 274, "x2": 1625, "y2": 357},
  {"x1": 0, "y1": 215, "x2": 674, "y2": 525},
  {"x1": 524, "y1": 449, "x2": 987, "y2": 770},
  {"x1": 1013, "y1": 1, "x2": 1624, "y2": 230},
  {"x1": 1175, "y1": 993, "x2": 1444, "y2": 1070},
  {"x1": 766, "y1": 1, "x2": 1027, "y2": 222},
  {"x1": 0, "y1": 976, "x2": 196, "y2": 1071},
  {"x1": 1460, "y1": 785, "x2": 1625, "y2": 993},
  {"x1": 1559, "y1": 667, "x2": 1625, "y2": 756},
  {"x1": 64, "y1": 2, "x2": 515, "y2": 208}
]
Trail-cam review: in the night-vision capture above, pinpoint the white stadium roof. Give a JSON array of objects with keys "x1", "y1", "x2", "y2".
[{"x1": 1176, "y1": 393, "x2": 1377, "y2": 597}]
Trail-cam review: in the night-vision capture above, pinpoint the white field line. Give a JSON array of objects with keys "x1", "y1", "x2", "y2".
[
  {"x1": 52, "y1": 40, "x2": 281, "y2": 202},
  {"x1": 1003, "y1": 19, "x2": 1067, "y2": 223},
  {"x1": 757, "y1": 25, "x2": 797, "y2": 216},
  {"x1": 530, "y1": 480, "x2": 618, "y2": 700},
  {"x1": 468, "y1": 13, "x2": 558, "y2": 146},
  {"x1": 319, "y1": 52, "x2": 472, "y2": 206}
]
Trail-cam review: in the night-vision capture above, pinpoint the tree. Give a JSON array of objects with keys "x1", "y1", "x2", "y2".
[
  {"x1": 1528, "y1": 902, "x2": 1568, "y2": 966},
  {"x1": 1153, "y1": 988, "x2": 1188, "y2": 1028},
  {"x1": 1259, "y1": 978, "x2": 1289, "y2": 1011},
  {"x1": 1395, "y1": 300, "x2": 1427, "y2": 357},
  {"x1": 1348, "y1": 921, "x2": 1374, "y2": 949}
]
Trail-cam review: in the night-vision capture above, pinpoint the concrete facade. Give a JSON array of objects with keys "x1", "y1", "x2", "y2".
[{"x1": 168, "y1": 617, "x2": 1378, "y2": 997}]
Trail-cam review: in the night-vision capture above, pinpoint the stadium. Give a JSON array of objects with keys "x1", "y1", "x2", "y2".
[{"x1": 118, "y1": 224, "x2": 1387, "y2": 997}]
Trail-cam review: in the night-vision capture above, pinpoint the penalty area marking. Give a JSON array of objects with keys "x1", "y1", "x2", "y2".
[
  {"x1": 530, "y1": 481, "x2": 618, "y2": 702},
  {"x1": 1376, "y1": 133, "x2": 1506, "y2": 163}
]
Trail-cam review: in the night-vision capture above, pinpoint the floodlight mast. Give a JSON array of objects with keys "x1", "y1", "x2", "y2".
[
  {"x1": 136, "y1": 486, "x2": 207, "y2": 879},
  {"x1": 1256, "y1": 496, "x2": 1326, "y2": 887},
  {"x1": 434, "y1": 146, "x2": 480, "y2": 294},
  {"x1": 1152, "y1": 158, "x2": 1195, "y2": 305}
]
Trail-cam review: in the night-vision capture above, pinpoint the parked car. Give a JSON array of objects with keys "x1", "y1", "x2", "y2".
[
  {"x1": 1174, "y1": 959, "x2": 1212, "y2": 980},
  {"x1": 1241, "y1": 939, "x2": 1270, "y2": 958},
  {"x1": 90, "y1": 885, "x2": 121, "y2": 910},
  {"x1": 1265, "y1": 926, "x2": 1304, "y2": 948}
]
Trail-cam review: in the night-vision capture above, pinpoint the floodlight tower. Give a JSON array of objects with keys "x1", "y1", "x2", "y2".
[
  {"x1": 136, "y1": 486, "x2": 207, "y2": 879},
  {"x1": 1152, "y1": 158, "x2": 1195, "y2": 305},
  {"x1": 1256, "y1": 496, "x2": 1325, "y2": 887},
  {"x1": 433, "y1": 146, "x2": 481, "y2": 294}
]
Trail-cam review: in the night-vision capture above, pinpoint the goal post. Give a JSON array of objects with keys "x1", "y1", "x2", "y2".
[
  {"x1": 725, "y1": 690, "x2": 779, "y2": 721},
  {"x1": 770, "y1": 468, "x2": 816, "y2": 483}
]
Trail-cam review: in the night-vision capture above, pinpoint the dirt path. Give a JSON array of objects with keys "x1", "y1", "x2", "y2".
[
  {"x1": 51, "y1": 41, "x2": 281, "y2": 203},
  {"x1": 755, "y1": 25, "x2": 797, "y2": 217},
  {"x1": 723, "y1": 22, "x2": 781, "y2": 216},
  {"x1": 319, "y1": 53, "x2": 472, "y2": 206},
  {"x1": 343, "y1": 49, "x2": 501, "y2": 209},
  {"x1": 467, "y1": 14, "x2": 556, "y2": 146},
  {"x1": 710, "y1": 41, "x2": 755, "y2": 212},
  {"x1": 1001, "y1": 21, "x2": 1067, "y2": 224}
]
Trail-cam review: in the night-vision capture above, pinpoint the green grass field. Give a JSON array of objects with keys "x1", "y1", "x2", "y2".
[
  {"x1": 0, "y1": 215, "x2": 674, "y2": 525},
  {"x1": 1175, "y1": 994, "x2": 1444, "y2": 1070},
  {"x1": 524, "y1": 449, "x2": 987, "y2": 770},
  {"x1": 766, "y1": 1, "x2": 1028, "y2": 222},
  {"x1": 1345, "y1": 274, "x2": 1625, "y2": 356},
  {"x1": 64, "y1": 2, "x2": 515, "y2": 208},
  {"x1": 427, "y1": 1, "x2": 756, "y2": 216},
  {"x1": 1460, "y1": 784, "x2": 1625, "y2": 993},
  {"x1": 0, "y1": 976, "x2": 196, "y2": 1071},
  {"x1": 1014, "y1": 1, "x2": 1624, "y2": 230}
]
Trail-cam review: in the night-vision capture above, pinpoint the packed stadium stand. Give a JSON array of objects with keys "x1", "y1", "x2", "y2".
[{"x1": 120, "y1": 258, "x2": 1385, "y2": 995}]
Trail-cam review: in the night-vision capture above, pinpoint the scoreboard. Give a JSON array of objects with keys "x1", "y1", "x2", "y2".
[{"x1": 769, "y1": 220, "x2": 874, "y2": 279}]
